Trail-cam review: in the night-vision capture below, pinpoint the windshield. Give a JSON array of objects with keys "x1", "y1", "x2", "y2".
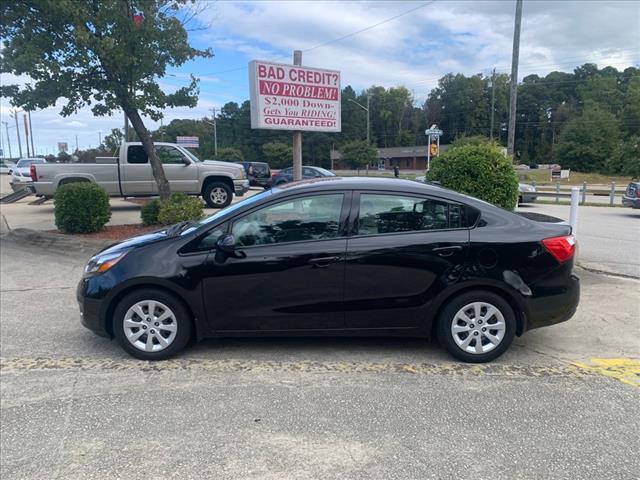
[
  {"x1": 181, "y1": 189, "x2": 273, "y2": 235},
  {"x1": 17, "y1": 159, "x2": 43, "y2": 168},
  {"x1": 315, "y1": 167, "x2": 335, "y2": 176},
  {"x1": 182, "y1": 148, "x2": 202, "y2": 162}
]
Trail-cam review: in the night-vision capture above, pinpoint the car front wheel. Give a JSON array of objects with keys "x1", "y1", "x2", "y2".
[
  {"x1": 437, "y1": 291, "x2": 515, "y2": 363},
  {"x1": 203, "y1": 182, "x2": 233, "y2": 209},
  {"x1": 113, "y1": 289, "x2": 192, "y2": 360}
]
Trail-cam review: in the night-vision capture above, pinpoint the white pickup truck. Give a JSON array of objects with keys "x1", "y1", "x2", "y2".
[{"x1": 31, "y1": 142, "x2": 250, "y2": 208}]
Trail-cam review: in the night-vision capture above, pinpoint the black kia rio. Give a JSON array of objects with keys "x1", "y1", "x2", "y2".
[{"x1": 78, "y1": 177, "x2": 579, "y2": 362}]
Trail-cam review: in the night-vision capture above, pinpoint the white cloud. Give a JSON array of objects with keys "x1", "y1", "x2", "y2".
[{"x1": 1, "y1": 0, "x2": 638, "y2": 154}]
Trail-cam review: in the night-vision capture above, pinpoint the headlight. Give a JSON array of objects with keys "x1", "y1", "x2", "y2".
[
  {"x1": 237, "y1": 168, "x2": 246, "y2": 180},
  {"x1": 84, "y1": 250, "x2": 129, "y2": 275}
]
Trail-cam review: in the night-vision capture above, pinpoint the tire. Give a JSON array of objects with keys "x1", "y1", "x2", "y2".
[
  {"x1": 112, "y1": 288, "x2": 192, "y2": 360},
  {"x1": 437, "y1": 290, "x2": 516, "y2": 363},
  {"x1": 203, "y1": 181, "x2": 233, "y2": 209}
]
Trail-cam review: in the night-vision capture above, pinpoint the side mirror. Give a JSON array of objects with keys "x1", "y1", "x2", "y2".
[
  {"x1": 182, "y1": 157, "x2": 191, "y2": 166},
  {"x1": 216, "y1": 233, "x2": 236, "y2": 254}
]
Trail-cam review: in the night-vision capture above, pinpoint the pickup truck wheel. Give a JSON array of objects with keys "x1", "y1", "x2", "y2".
[{"x1": 203, "y1": 182, "x2": 232, "y2": 209}]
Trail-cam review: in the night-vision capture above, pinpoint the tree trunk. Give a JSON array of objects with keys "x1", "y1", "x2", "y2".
[{"x1": 126, "y1": 108, "x2": 171, "y2": 200}]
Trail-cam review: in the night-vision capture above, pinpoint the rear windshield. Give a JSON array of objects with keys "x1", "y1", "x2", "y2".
[{"x1": 17, "y1": 159, "x2": 44, "y2": 168}]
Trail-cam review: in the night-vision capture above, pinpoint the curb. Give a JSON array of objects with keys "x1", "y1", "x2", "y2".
[{"x1": 1, "y1": 227, "x2": 113, "y2": 256}]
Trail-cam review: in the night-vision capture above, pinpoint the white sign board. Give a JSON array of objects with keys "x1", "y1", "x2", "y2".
[
  {"x1": 57, "y1": 142, "x2": 68, "y2": 153},
  {"x1": 249, "y1": 60, "x2": 341, "y2": 132},
  {"x1": 176, "y1": 136, "x2": 199, "y2": 148}
]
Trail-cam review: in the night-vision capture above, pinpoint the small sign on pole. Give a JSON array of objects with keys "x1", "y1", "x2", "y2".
[
  {"x1": 176, "y1": 136, "x2": 199, "y2": 148},
  {"x1": 425, "y1": 125, "x2": 443, "y2": 171}
]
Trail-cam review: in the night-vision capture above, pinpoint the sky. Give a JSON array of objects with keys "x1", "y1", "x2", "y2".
[{"x1": 1, "y1": 0, "x2": 639, "y2": 156}]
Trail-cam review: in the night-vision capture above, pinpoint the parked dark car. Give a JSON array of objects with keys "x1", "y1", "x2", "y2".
[
  {"x1": 622, "y1": 181, "x2": 640, "y2": 209},
  {"x1": 78, "y1": 177, "x2": 579, "y2": 363},
  {"x1": 271, "y1": 165, "x2": 335, "y2": 186},
  {"x1": 237, "y1": 161, "x2": 272, "y2": 189}
]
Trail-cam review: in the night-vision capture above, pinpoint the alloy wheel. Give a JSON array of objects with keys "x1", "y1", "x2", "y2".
[
  {"x1": 123, "y1": 300, "x2": 178, "y2": 352},
  {"x1": 450, "y1": 301, "x2": 506, "y2": 354},
  {"x1": 210, "y1": 187, "x2": 228, "y2": 206}
]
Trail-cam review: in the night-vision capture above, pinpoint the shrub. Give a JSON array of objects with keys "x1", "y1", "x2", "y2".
[
  {"x1": 140, "y1": 199, "x2": 162, "y2": 226},
  {"x1": 427, "y1": 143, "x2": 519, "y2": 210},
  {"x1": 157, "y1": 193, "x2": 204, "y2": 225},
  {"x1": 54, "y1": 182, "x2": 111, "y2": 233}
]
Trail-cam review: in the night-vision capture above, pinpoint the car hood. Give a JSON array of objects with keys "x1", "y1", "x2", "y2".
[
  {"x1": 99, "y1": 229, "x2": 170, "y2": 256},
  {"x1": 202, "y1": 160, "x2": 245, "y2": 178}
]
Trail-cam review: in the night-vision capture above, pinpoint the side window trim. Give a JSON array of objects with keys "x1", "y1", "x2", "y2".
[
  {"x1": 350, "y1": 190, "x2": 473, "y2": 238},
  {"x1": 229, "y1": 191, "x2": 352, "y2": 248}
]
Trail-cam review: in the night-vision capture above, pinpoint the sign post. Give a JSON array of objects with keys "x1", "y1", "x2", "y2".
[
  {"x1": 292, "y1": 50, "x2": 303, "y2": 181},
  {"x1": 425, "y1": 125, "x2": 443, "y2": 171},
  {"x1": 248, "y1": 57, "x2": 341, "y2": 181}
]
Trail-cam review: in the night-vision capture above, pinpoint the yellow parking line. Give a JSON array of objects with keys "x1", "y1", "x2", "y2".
[{"x1": 573, "y1": 358, "x2": 640, "y2": 387}]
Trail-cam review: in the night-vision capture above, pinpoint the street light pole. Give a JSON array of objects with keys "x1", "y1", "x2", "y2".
[
  {"x1": 210, "y1": 107, "x2": 218, "y2": 157},
  {"x1": 348, "y1": 96, "x2": 370, "y2": 144},
  {"x1": 2, "y1": 122, "x2": 12, "y2": 158},
  {"x1": 507, "y1": 0, "x2": 523, "y2": 157},
  {"x1": 11, "y1": 110, "x2": 22, "y2": 158}
]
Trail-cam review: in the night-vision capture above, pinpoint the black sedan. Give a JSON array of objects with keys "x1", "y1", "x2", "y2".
[
  {"x1": 78, "y1": 177, "x2": 579, "y2": 362},
  {"x1": 271, "y1": 165, "x2": 335, "y2": 186}
]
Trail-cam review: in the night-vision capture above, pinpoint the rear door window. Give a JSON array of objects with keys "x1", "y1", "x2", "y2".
[
  {"x1": 357, "y1": 193, "x2": 473, "y2": 235},
  {"x1": 127, "y1": 146, "x2": 148, "y2": 164}
]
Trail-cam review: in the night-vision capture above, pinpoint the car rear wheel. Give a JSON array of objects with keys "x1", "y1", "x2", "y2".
[
  {"x1": 437, "y1": 291, "x2": 515, "y2": 363},
  {"x1": 203, "y1": 182, "x2": 233, "y2": 209},
  {"x1": 113, "y1": 289, "x2": 192, "y2": 360}
]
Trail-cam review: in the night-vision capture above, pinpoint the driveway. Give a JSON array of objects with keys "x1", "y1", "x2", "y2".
[
  {"x1": 1, "y1": 238, "x2": 638, "y2": 480},
  {"x1": 517, "y1": 203, "x2": 640, "y2": 278}
]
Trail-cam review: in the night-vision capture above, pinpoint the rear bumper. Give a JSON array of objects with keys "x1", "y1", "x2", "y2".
[
  {"x1": 622, "y1": 196, "x2": 640, "y2": 208},
  {"x1": 519, "y1": 193, "x2": 538, "y2": 203},
  {"x1": 250, "y1": 177, "x2": 272, "y2": 188},
  {"x1": 524, "y1": 274, "x2": 580, "y2": 331},
  {"x1": 234, "y1": 179, "x2": 250, "y2": 196}
]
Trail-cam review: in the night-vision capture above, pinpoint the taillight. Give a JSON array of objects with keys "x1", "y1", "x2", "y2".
[
  {"x1": 30, "y1": 164, "x2": 38, "y2": 182},
  {"x1": 636, "y1": 189, "x2": 640, "y2": 199},
  {"x1": 542, "y1": 235, "x2": 576, "y2": 264}
]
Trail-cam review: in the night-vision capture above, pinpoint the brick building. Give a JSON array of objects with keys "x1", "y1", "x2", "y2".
[{"x1": 330, "y1": 145, "x2": 450, "y2": 170}]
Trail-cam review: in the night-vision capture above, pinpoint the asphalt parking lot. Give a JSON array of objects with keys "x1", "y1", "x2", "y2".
[{"x1": 1, "y1": 237, "x2": 638, "y2": 480}]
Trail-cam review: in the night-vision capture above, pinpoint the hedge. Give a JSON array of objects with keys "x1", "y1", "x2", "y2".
[{"x1": 54, "y1": 182, "x2": 111, "y2": 233}]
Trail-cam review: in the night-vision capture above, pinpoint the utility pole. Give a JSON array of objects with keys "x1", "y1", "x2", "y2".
[
  {"x1": 98, "y1": 130, "x2": 102, "y2": 147},
  {"x1": 292, "y1": 50, "x2": 303, "y2": 181},
  {"x1": 28, "y1": 111, "x2": 35, "y2": 156},
  {"x1": 489, "y1": 68, "x2": 496, "y2": 140},
  {"x1": 507, "y1": 0, "x2": 522, "y2": 157},
  {"x1": 347, "y1": 94, "x2": 371, "y2": 144},
  {"x1": 2, "y1": 122, "x2": 11, "y2": 158},
  {"x1": 23, "y1": 113, "x2": 31, "y2": 157},
  {"x1": 210, "y1": 108, "x2": 218, "y2": 157},
  {"x1": 11, "y1": 110, "x2": 23, "y2": 158},
  {"x1": 75, "y1": 134, "x2": 79, "y2": 153}
]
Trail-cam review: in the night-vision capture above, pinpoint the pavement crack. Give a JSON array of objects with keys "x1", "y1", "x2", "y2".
[{"x1": 1, "y1": 286, "x2": 75, "y2": 292}]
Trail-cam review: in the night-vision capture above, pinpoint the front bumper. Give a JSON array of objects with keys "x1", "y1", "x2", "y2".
[
  {"x1": 234, "y1": 179, "x2": 250, "y2": 196},
  {"x1": 622, "y1": 196, "x2": 640, "y2": 208},
  {"x1": 77, "y1": 278, "x2": 111, "y2": 338}
]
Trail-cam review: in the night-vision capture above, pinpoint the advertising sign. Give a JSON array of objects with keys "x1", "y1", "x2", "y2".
[
  {"x1": 249, "y1": 60, "x2": 341, "y2": 132},
  {"x1": 176, "y1": 136, "x2": 199, "y2": 148},
  {"x1": 57, "y1": 142, "x2": 68, "y2": 153}
]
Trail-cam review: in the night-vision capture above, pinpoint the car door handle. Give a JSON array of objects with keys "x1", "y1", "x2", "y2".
[
  {"x1": 308, "y1": 256, "x2": 341, "y2": 268},
  {"x1": 432, "y1": 246, "x2": 463, "y2": 257}
]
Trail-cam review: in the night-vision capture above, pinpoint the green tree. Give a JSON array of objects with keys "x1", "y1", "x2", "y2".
[
  {"x1": 103, "y1": 128, "x2": 124, "y2": 153},
  {"x1": 0, "y1": 0, "x2": 212, "y2": 200},
  {"x1": 608, "y1": 136, "x2": 640, "y2": 178},
  {"x1": 262, "y1": 142, "x2": 292, "y2": 168},
  {"x1": 555, "y1": 107, "x2": 621, "y2": 172},
  {"x1": 427, "y1": 143, "x2": 519, "y2": 210},
  {"x1": 340, "y1": 140, "x2": 377, "y2": 171},
  {"x1": 216, "y1": 147, "x2": 244, "y2": 162}
]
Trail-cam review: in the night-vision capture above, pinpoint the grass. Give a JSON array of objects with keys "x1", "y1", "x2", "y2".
[{"x1": 517, "y1": 170, "x2": 632, "y2": 186}]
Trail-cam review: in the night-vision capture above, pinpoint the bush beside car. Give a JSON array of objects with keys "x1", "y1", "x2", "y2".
[
  {"x1": 427, "y1": 142, "x2": 519, "y2": 210},
  {"x1": 54, "y1": 182, "x2": 112, "y2": 233},
  {"x1": 140, "y1": 194, "x2": 204, "y2": 226}
]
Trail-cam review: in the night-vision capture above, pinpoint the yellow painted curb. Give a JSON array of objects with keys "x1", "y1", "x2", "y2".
[{"x1": 573, "y1": 358, "x2": 640, "y2": 387}]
